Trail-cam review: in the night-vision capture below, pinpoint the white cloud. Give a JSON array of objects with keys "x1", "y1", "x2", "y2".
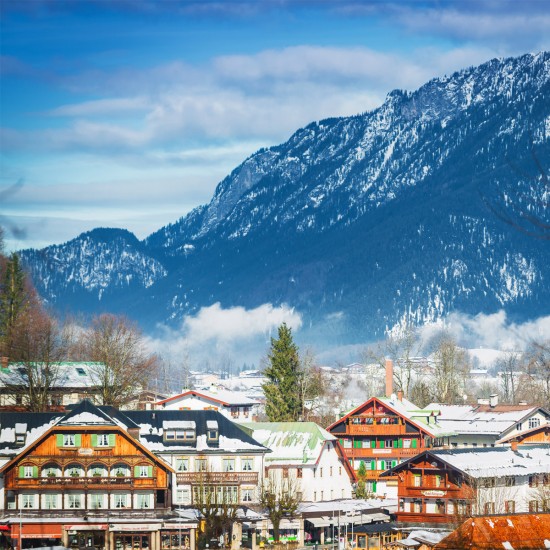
[
  {"x1": 146, "y1": 303, "x2": 303, "y2": 368},
  {"x1": 418, "y1": 310, "x2": 550, "y2": 352}
]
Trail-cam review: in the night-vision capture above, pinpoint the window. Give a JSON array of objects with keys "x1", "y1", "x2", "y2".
[
  {"x1": 362, "y1": 440, "x2": 371, "y2": 448},
  {"x1": 319, "y1": 468, "x2": 323, "y2": 478},
  {"x1": 208, "y1": 430, "x2": 218, "y2": 440},
  {"x1": 482, "y1": 478, "x2": 495, "y2": 488},
  {"x1": 114, "y1": 493, "x2": 129, "y2": 508},
  {"x1": 43, "y1": 494, "x2": 59, "y2": 510},
  {"x1": 137, "y1": 465, "x2": 152, "y2": 477},
  {"x1": 15, "y1": 434, "x2": 25, "y2": 446},
  {"x1": 403, "y1": 439, "x2": 411, "y2": 449},
  {"x1": 176, "y1": 488, "x2": 191, "y2": 505},
  {"x1": 63, "y1": 434, "x2": 76, "y2": 446},
  {"x1": 529, "y1": 475, "x2": 539, "y2": 488},
  {"x1": 283, "y1": 468, "x2": 289, "y2": 479},
  {"x1": 413, "y1": 475, "x2": 422, "y2": 487},
  {"x1": 320, "y1": 491, "x2": 324, "y2": 500},
  {"x1": 175, "y1": 458, "x2": 189, "y2": 472},
  {"x1": 529, "y1": 500, "x2": 539, "y2": 512},
  {"x1": 339, "y1": 467, "x2": 342, "y2": 475},
  {"x1": 90, "y1": 494, "x2": 105, "y2": 509},
  {"x1": 434, "y1": 475, "x2": 442, "y2": 488},
  {"x1": 505, "y1": 500, "x2": 515, "y2": 513},
  {"x1": 136, "y1": 493, "x2": 151, "y2": 509},
  {"x1": 242, "y1": 488, "x2": 253, "y2": 502},
  {"x1": 297, "y1": 468, "x2": 303, "y2": 478},
  {"x1": 165, "y1": 430, "x2": 175, "y2": 441},
  {"x1": 242, "y1": 458, "x2": 253, "y2": 471},
  {"x1": 223, "y1": 459, "x2": 235, "y2": 472},
  {"x1": 21, "y1": 494, "x2": 36, "y2": 509},
  {"x1": 42, "y1": 465, "x2": 58, "y2": 478},
  {"x1": 412, "y1": 500, "x2": 422, "y2": 513},
  {"x1": 68, "y1": 493, "x2": 82, "y2": 509},
  {"x1": 342, "y1": 439, "x2": 352, "y2": 449},
  {"x1": 76, "y1": 367, "x2": 86, "y2": 376},
  {"x1": 505, "y1": 476, "x2": 515, "y2": 487},
  {"x1": 484, "y1": 502, "x2": 495, "y2": 514},
  {"x1": 23, "y1": 466, "x2": 34, "y2": 478},
  {"x1": 529, "y1": 417, "x2": 541, "y2": 429},
  {"x1": 195, "y1": 459, "x2": 207, "y2": 472},
  {"x1": 96, "y1": 434, "x2": 111, "y2": 447},
  {"x1": 313, "y1": 491, "x2": 317, "y2": 501}
]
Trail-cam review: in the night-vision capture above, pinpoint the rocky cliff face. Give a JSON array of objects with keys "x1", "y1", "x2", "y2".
[{"x1": 21, "y1": 53, "x2": 550, "y2": 344}]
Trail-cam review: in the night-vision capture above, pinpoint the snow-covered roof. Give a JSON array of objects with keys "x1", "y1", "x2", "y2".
[
  {"x1": 241, "y1": 422, "x2": 335, "y2": 466},
  {"x1": 163, "y1": 420, "x2": 195, "y2": 429},
  {"x1": 157, "y1": 388, "x2": 260, "y2": 408},
  {"x1": 423, "y1": 403, "x2": 541, "y2": 436},
  {"x1": 394, "y1": 445, "x2": 550, "y2": 479},
  {"x1": 0, "y1": 362, "x2": 103, "y2": 388},
  {"x1": 206, "y1": 420, "x2": 218, "y2": 430}
]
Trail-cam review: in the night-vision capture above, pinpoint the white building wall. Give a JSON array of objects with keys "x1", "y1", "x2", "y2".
[{"x1": 158, "y1": 395, "x2": 253, "y2": 421}]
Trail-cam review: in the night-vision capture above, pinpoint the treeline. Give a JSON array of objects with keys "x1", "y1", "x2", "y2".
[{"x1": 0, "y1": 229, "x2": 158, "y2": 411}]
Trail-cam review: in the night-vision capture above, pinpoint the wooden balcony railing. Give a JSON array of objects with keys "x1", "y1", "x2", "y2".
[
  {"x1": 16, "y1": 476, "x2": 157, "y2": 488},
  {"x1": 176, "y1": 472, "x2": 258, "y2": 485},
  {"x1": 344, "y1": 447, "x2": 421, "y2": 459},
  {"x1": 347, "y1": 424, "x2": 408, "y2": 436}
]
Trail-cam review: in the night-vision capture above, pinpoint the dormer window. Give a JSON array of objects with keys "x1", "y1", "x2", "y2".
[
  {"x1": 163, "y1": 420, "x2": 196, "y2": 442},
  {"x1": 16, "y1": 434, "x2": 26, "y2": 446},
  {"x1": 207, "y1": 420, "x2": 218, "y2": 441}
]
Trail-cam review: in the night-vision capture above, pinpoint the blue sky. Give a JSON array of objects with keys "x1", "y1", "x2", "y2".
[{"x1": 2, "y1": 0, "x2": 549, "y2": 251}]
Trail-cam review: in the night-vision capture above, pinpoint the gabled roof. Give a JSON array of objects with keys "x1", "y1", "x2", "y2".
[
  {"x1": 124, "y1": 409, "x2": 268, "y2": 454},
  {"x1": 496, "y1": 422, "x2": 550, "y2": 444},
  {"x1": 241, "y1": 422, "x2": 335, "y2": 466},
  {"x1": 327, "y1": 396, "x2": 450, "y2": 438},
  {"x1": 0, "y1": 400, "x2": 175, "y2": 475},
  {"x1": 434, "y1": 514, "x2": 550, "y2": 549},
  {"x1": 381, "y1": 444, "x2": 550, "y2": 479},
  {"x1": 155, "y1": 389, "x2": 259, "y2": 408}
]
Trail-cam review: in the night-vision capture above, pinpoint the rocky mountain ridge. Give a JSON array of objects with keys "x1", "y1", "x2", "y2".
[{"x1": 21, "y1": 52, "x2": 550, "y2": 345}]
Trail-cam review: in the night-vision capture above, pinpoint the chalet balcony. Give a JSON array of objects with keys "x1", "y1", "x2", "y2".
[
  {"x1": 16, "y1": 476, "x2": 157, "y2": 488},
  {"x1": 0, "y1": 509, "x2": 168, "y2": 521},
  {"x1": 395, "y1": 512, "x2": 452, "y2": 524},
  {"x1": 344, "y1": 447, "x2": 421, "y2": 459},
  {"x1": 347, "y1": 424, "x2": 408, "y2": 436},
  {"x1": 176, "y1": 471, "x2": 259, "y2": 485}
]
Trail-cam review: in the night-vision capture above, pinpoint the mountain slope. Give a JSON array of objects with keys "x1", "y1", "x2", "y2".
[{"x1": 21, "y1": 53, "x2": 550, "y2": 344}]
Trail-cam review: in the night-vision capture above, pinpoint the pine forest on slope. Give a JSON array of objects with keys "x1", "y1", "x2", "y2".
[{"x1": 21, "y1": 52, "x2": 550, "y2": 346}]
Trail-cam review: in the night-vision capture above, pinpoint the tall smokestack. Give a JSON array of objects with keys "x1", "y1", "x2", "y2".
[{"x1": 385, "y1": 359, "x2": 394, "y2": 397}]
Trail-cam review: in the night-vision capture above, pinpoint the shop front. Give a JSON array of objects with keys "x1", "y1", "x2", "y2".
[
  {"x1": 9, "y1": 522, "x2": 63, "y2": 550},
  {"x1": 65, "y1": 524, "x2": 109, "y2": 550}
]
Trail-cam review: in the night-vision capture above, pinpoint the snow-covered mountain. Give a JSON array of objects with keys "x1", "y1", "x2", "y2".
[{"x1": 21, "y1": 53, "x2": 550, "y2": 344}]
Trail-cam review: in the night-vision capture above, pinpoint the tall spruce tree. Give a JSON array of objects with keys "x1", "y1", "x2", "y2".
[
  {"x1": 0, "y1": 253, "x2": 27, "y2": 356},
  {"x1": 262, "y1": 323, "x2": 302, "y2": 421}
]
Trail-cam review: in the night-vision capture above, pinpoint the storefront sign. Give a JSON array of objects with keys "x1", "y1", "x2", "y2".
[
  {"x1": 421, "y1": 490, "x2": 446, "y2": 497},
  {"x1": 372, "y1": 449, "x2": 392, "y2": 454}
]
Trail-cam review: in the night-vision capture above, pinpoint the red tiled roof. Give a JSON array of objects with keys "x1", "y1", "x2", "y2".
[{"x1": 434, "y1": 514, "x2": 550, "y2": 549}]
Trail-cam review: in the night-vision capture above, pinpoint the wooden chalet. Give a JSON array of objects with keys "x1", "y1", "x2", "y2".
[
  {"x1": 381, "y1": 445, "x2": 550, "y2": 526},
  {"x1": 326, "y1": 395, "x2": 449, "y2": 496},
  {"x1": 0, "y1": 400, "x2": 199, "y2": 550},
  {"x1": 496, "y1": 421, "x2": 550, "y2": 446}
]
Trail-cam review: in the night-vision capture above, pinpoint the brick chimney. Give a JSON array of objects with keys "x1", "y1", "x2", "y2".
[
  {"x1": 489, "y1": 394, "x2": 498, "y2": 408},
  {"x1": 1, "y1": 357, "x2": 8, "y2": 370},
  {"x1": 385, "y1": 359, "x2": 394, "y2": 397},
  {"x1": 510, "y1": 439, "x2": 519, "y2": 452},
  {"x1": 397, "y1": 389, "x2": 404, "y2": 402}
]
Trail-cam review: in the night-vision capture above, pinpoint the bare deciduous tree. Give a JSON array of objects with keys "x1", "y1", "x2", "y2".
[
  {"x1": 259, "y1": 472, "x2": 300, "y2": 543},
  {"x1": 74, "y1": 313, "x2": 158, "y2": 408}
]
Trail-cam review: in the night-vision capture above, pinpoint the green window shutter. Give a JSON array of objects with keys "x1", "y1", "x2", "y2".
[
  {"x1": 354, "y1": 440, "x2": 361, "y2": 449},
  {"x1": 91, "y1": 434, "x2": 98, "y2": 447},
  {"x1": 398, "y1": 439, "x2": 403, "y2": 448},
  {"x1": 33, "y1": 466, "x2": 38, "y2": 478},
  {"x1": 134, "y1": 466, "x2": 140, "y2": 477},
  {"x1": 370, "y1": 460, "x2": 376, "y2": 471},
  {"x1": 74, "y1": 434, "x2": 81, "y2": 447},
  {"x1": 19, "y1": 466, "x2": 25, "y2": 478},
  {"x1": 339, "y1": 439, "x2": 344, "y2": 445},
  {"x1": 380, "y1": 440, "x2": 384, "y2": 448},
  {"x1": 56, "y1": 434, "x2": 63, "y2": 447},
  {"x1": 148, "y1": 466, "x2": 153, "y2": 477},
  {"x1": 109, "y1": 434, "x2": 116, "y2": 446},
  {"x1": 412, "y1": 439, "x2": 417, "y2": 449},
  {"x1": 391, "y1": 460, "x2": 397, "y2": 468},
  {"x1": 371, "y1": 440, "x2": 376, "y2": 448}
]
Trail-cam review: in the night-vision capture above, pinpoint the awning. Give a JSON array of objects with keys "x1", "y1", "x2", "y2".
[
  {"x1": 305, "y1": 517, "x2": 332, "y2": 528},
  {"x1": 0, "y1": 526, "x2": 9, "y2": 532}
]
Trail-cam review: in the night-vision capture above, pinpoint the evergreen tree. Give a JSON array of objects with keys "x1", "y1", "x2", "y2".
[
  {"x1": 0, "y1": 253, "x2": 27, "y2": 356},
  {"x1": 262, "y1": 323, "x2": 303, "y2": 421}
]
